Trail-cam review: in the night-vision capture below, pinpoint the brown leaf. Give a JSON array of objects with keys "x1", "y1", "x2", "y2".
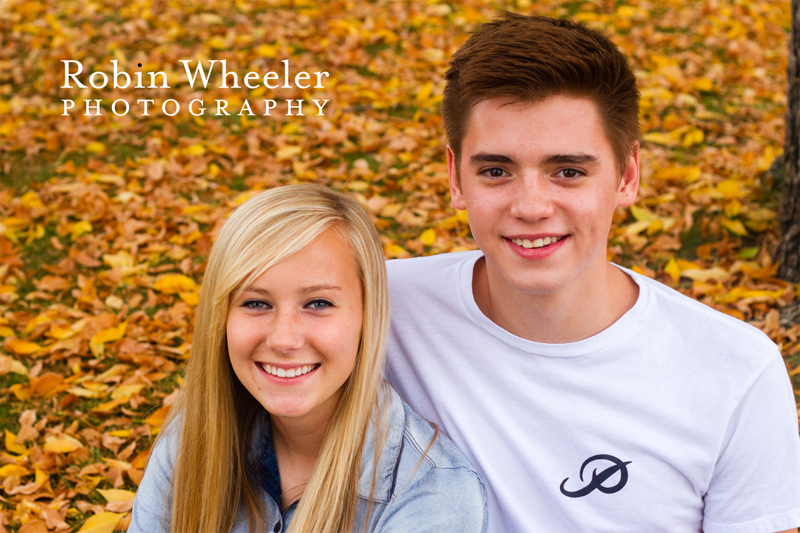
[{"x1": 19, "y1": 519, "x2": 47, "y2": 533}]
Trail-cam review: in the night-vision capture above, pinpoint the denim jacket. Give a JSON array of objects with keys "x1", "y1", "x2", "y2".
[{"x1": 129, "y1": 385, "x2": 488, "y2": 532}]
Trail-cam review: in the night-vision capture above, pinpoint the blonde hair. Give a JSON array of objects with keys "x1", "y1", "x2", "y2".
[{"x1": 162, "y1": 185, "x2": 390, "y2": 533}]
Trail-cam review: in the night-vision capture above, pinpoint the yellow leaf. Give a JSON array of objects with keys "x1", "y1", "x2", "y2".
[
  {"x1": 184, "y1": 144, "x2": 205, "y2": 156},
  {"x1": 104, "y1": 458, "x2": 132, "y2": 471},
  {"x1": 76, "y1": 512, "x2": 124, "y2": 533},
  {"x1": 86, "y1": 142, "x2": 106, "y2": 154},
  {"x1": 0, "y1": 354, "x2": 27, "y2": 375},
  {"x1": 275, "y1": 145, "x2": 303, "y2": 160},
  {"x1": 720, "y1": 218, "x2": 748, "y2": 236},
  {"x1": 255, "y1": 44, "x2": 278, "y2": 58},
  {"x1": 5, "y1": 430, "x2": 26, "y2": 454},
  {"x1": 0, "y1": 463, "x2": 30, "y2": 479},
  {"x1": 90, "y1": 322, "x2": 127, "y2": 357},
  {"x1": 415, "y1": 82, "x2": 433, "y2": 106},
  {"x1": 420, "y1": 229, "x2": 436, "y2": 247},
  {"x1": 0, "y1": 326, "x2": 14, "y2": 336},
  {"x1": 154, "y1": 274, "x2": 197, "y2": 294},
  {"x1": 716, "y1": 287, "x2": 784, "y2": 304},
  {"x1": 716, "y1": 179, "x2": 744, "y2": 199},
  {"x1": 207, "y1": 36, "x2": 227, "y2": 50},
  {"x1": 19, "y1": 191, "x2": 44, "y2": 209},
  {"x1": 180, "y1": 204, "x2": 209, "y2": 215},
  {"x1": 48, "y1": 324, "x2": 77, "y2": 340},
  {"x1": 680, "y1": 267, "x2": 730, "y2": 283},
  {"x1": 102, "y1": 251, "x2": 135, "y2": 269},
  {"x1": 67, "y1": 387, "x2": 103, "y2": 398},
  {"x1": 664, "y1": 257, "x2": 681, "y2": 284},
  {"x1": 652, "y1": 166, "x2": 701, "y2": 182},
  {"x1": 629, "y1": 205, "x2": 655, "y2": 223},
  {"x1": 380, "y1": 203, "x2": 403, "y2": 218},
  {"x1": 92, "y1": 397, "x2": 129, "y2": 413},
  {"x1": 144, "y1": 405, "x2": 171, "y2": 428},
  {"x1": 107, "y1": 429, "x2": 132, "y2": 438},
  {"x1": 10, "y1": 383, "x2": 28, "y2": 401},
  {"x1": 97, "y1": 489, "x2": 136, "y2": 502},
  {"x1": 178, "y1": 291, "x2": 199, "y2": 306},
  {"x1": 724, "y1": 199, "x2": 742, "y2": 218},
  {"x1": 43, "y1": 435, "x2": 83, "y2": 453},
  {"x1": 642, "y1": 132, "x2": 676, "y2": 146},
  {"x1": 5, "y1": 338, "x2": 41, "y2": 355},
  {"x1": 676, "y1": 259, "x2": 701, "y2": 270},
  {"x1": 70, "y1": 220, "x2": 93, "y2": 240},
  {"x1": 24, "y1": 313, "x2": 52, "y2": 335},
  {"x1": 110, "y1": 383, "x2": 144, "y2": 399},
  {"x1": 623, "y1": 220, "x2": 650, "y2": 236},
  {"x1": 682, "y1": 128, "x2": 704, "y2": 147},
  {"x1": 693, "y1": 78, "x2": 714, "y2": 92}
]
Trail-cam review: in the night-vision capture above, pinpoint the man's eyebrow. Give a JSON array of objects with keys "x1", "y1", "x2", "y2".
[
  {"x1": 468, "y1": 152, "x2": 515, "y2": 166},
  {"x1": 542, "y1": 153, "x2": 599, "y2": 166}
]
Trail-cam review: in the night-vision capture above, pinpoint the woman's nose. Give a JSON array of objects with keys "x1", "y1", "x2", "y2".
[{"x1": 265, "y1": 311, "x2": 304, "y2": 353}]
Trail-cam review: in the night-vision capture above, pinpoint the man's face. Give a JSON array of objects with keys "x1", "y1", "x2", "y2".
[{"x1": 448, "y1": 95, "x2": 639, "y2": 298}]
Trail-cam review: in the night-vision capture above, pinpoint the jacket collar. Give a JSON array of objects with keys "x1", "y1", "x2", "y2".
[
  {"x1": 357, "y1": 385, "x2": 406, "y2": 502},
  {"x1": 248, "y1": 384, "x2": 407, "y2": 503}
]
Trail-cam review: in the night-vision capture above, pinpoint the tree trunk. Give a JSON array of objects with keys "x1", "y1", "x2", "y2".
[{"x1": 777, "y1": 0, "x2": 800, "y2": 282}]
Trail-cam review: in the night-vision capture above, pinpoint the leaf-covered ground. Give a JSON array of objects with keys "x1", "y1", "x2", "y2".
[{"x1": 0, "y1": 0, "x2": 798, "y2": 531}]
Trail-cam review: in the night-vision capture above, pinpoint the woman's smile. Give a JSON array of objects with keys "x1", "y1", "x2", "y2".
[{"x1": 258, "y1": 362, "x2": 321, "y2": 380}]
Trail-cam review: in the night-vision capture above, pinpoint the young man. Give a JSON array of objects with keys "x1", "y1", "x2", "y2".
[{"x1": 385, "y1": 13, "x2": 800, "y2": 532}]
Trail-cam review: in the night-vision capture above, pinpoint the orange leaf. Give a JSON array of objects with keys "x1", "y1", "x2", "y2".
[{"x1": 5, "y1": 338, "x2": 41, "y2": 355}]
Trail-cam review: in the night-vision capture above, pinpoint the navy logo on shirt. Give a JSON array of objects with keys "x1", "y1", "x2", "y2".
[{"x1": 560, "y1": 454, "x2": 631, "y2": 498}]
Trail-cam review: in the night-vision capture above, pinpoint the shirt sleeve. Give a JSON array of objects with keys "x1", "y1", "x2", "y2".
[
  {"x1": 128, "y1": 423, "x2": 180, "y2": 533},
  {"x1": 374, "y1": 465, "x2": 487, "y2": 533},
  {"x1": 702, "y1": 350, "x2": 800, "y2": 533}
]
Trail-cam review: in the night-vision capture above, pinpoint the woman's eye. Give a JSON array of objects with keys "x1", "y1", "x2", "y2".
[
  {"x1": 242, "y1": 300, "x2": 270, "y2": 310},
  {"x1": 481, "y1": 167, "x2": 509, "y2": 178},
  {"x1": 306, "y1": 299, "x2": 333, "y2": 310},
  {"x1": 556, "y1": 168, "x2": 584, "y2": 179}
]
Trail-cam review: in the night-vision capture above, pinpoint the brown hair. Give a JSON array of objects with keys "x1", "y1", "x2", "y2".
[{"x1": 441, "y1": 12, "x2": 640, "y2": 174}]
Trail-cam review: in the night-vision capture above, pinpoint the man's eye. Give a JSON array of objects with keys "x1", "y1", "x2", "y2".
[
  {"x1": 307, "y1": 299, "x2": 333, "y2": 310},
  {"x1": 481, "y1": 167, "x2": 509, "y2": 178},
  {"x1": 556, "y1": 168, "x2": 584, "y2": 179},
  {"x1": 242, "y1": 300, "x2": 270, "y2": 310}
]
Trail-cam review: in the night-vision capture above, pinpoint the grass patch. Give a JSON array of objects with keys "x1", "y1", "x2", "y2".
[{"x1": 0, "y1": 150, "x2": 59, "y2": 191}]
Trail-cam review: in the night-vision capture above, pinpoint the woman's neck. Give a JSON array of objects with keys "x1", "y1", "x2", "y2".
[{"x1": 268, "y1": 404, "x2": 336, "y2": 509}]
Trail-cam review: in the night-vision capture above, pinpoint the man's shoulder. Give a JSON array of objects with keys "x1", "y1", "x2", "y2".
[
  {"x1": 629, "y1": 268, "x2": 779, "y2": 358},
  {"x1": 387, "y1": 250, "x2": 480, "y2": 281}
]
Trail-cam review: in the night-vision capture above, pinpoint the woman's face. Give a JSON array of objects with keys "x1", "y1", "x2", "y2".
[{"x1": 226, "y1": 229, "x2": 363, "y2": 428}]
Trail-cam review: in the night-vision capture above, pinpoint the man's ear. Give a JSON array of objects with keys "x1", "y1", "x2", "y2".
[
  {"x1": 615, "y1": 142, "x2": 640, "y2": 208},
  {"x1": 447, "y1": 145, "x2": 467, "y2": 210}
]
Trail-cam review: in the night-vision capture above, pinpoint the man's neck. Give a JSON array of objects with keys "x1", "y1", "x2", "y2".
[{"x1": 472, "y1": 256, "x2": 639, "y2": 344}]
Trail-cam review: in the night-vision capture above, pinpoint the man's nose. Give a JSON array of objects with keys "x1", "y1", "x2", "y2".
[
  {"x1": 508, "y1": 174, "x2": 556, "y2": 221},
  {"x1": 265, "y1": 310, "x2": 304, "y2": 353}
]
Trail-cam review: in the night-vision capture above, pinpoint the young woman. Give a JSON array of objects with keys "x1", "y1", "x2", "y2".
[{"x1": 129, "y1": 185, "x2": 487, "y2": 533}]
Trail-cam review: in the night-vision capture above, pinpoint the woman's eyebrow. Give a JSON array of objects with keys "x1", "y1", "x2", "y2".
[
  {"x1": 301, "y1": 284, "x2": 342, "y2": 294},
  {"x1": 241, "y1": 287, "x2": 270, "y2": 295}
]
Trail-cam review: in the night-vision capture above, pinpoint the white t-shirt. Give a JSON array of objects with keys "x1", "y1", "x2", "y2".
[{"x1": 385, "y1": 251, "x2": 800, "y2": 533}]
